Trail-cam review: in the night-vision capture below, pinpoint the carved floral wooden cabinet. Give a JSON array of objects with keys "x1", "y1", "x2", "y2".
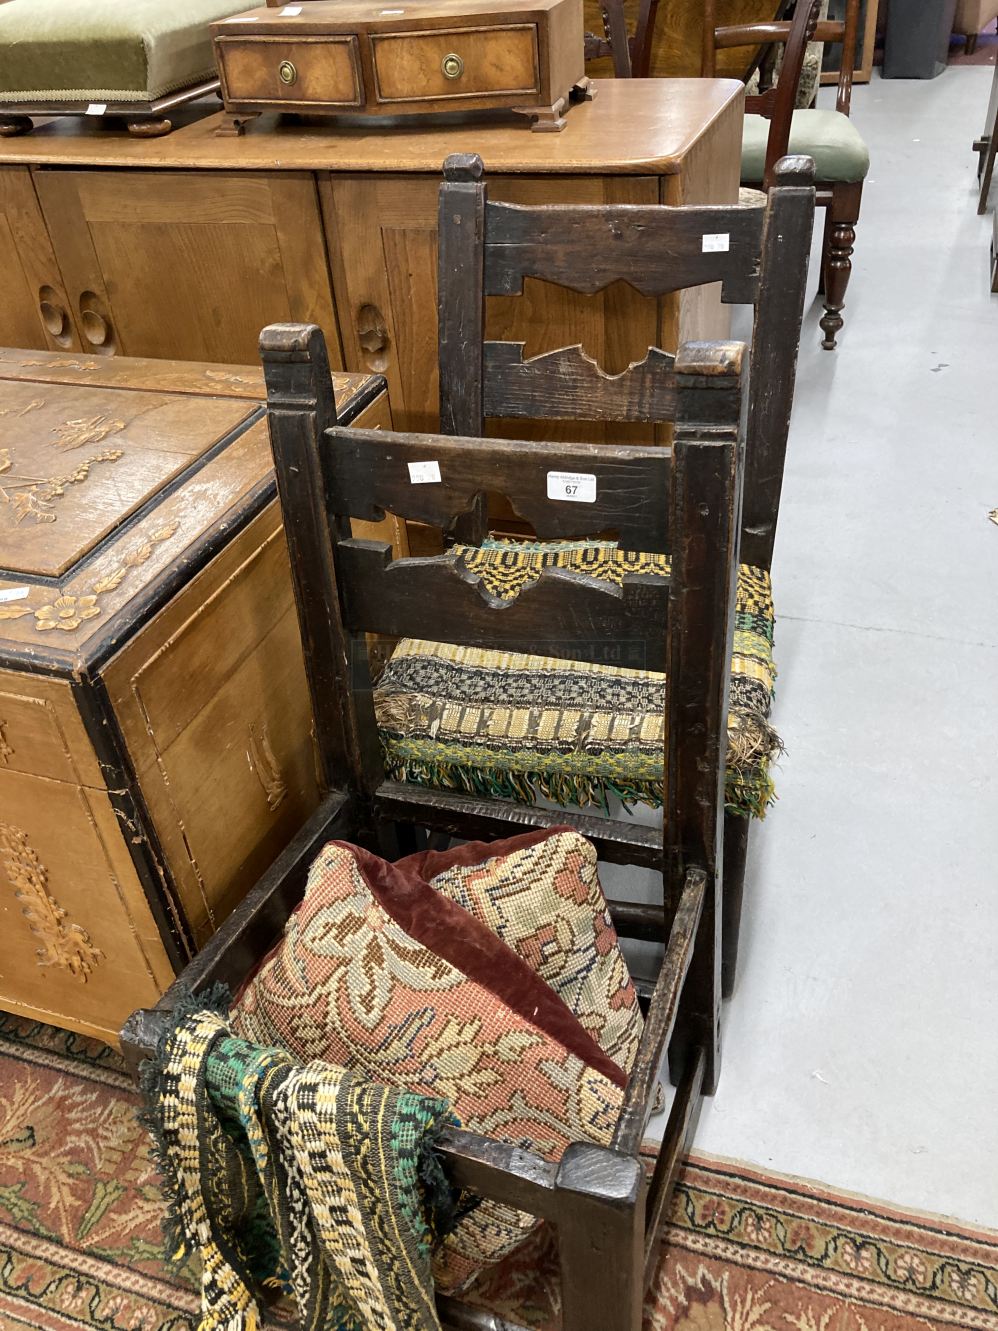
[{"x1": 0, "y1": 349, "x2": 393, "y2": 1043}]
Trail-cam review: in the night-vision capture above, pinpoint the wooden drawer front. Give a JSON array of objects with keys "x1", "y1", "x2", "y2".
[
  {"x1": 218, "y1": 36, "x2": 363, "y2": 107},
  {"x1": 372, "y1": 25, "x2": 539, "y2": 102}
]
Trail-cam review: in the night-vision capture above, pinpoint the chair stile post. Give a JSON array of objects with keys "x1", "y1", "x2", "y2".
[
  {"x1": 439, "y1": 155, "x2": 487, "y2": 439},
  {"x1": 665, "y1": 341, "x2": 745, "y2": 1094},
  {"x1": 439, "y1": 154, "x2": 489, "y2": 544},
  {"x1": 555, "y1": 1143, "x2": 646, "y2": 1331},
  {"x1": 259, "y1": 324, "x2": 386, "y2": 831},
  {"x1": 742, "y1": 154, "x2": 815, "y2": 569}
]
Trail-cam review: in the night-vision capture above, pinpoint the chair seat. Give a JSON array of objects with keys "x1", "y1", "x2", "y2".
[
  {"x1": 0, "y1": 0, "x2": 247, "y2": 104},
  {"x1": 374, "y1": 541, "x2": 781, "y2": 820},
  {"x1": 742, "y1": 110, "x2": 871, "y2": 184}
]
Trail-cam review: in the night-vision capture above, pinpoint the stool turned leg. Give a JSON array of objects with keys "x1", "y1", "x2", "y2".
[
  {"x1": 127, "y1": 118, "x2": 173, "y2": 138},
  {"x1": 819, "y1": 182, "x2": 862, "y2": 351},
  {"x1": 0, "y1": 115, "x2": 32, "y2": 136}
]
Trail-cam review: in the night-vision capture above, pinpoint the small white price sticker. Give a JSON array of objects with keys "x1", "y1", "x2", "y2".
[
  {"x1": 86, "y1": 103, "x2": 107, "y2": 116},
  {"x1": 280, "y1": 5, "x2": 303, "y2": 13},
  {"x1": 408, "y1": 460, "x2": 441, "y2": 484},
  {"x1": 0, "y1": 586, "x2": 30, "y2": 604},
  {"x1": 702, "y1": 232, "x2": 730, "y2": 253},
  {"x1": 547, "y1": 471, "x2": 596, "y2": 503}
]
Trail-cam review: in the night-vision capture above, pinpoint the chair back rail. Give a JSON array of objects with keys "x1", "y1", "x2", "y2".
[
  {"x1": 481, "y1": 202, "x2": 766, "y2": 300},
  {"x1": 337, "y1": 536, "x2": 671, "y2": 669},
  {"x1": 323, "y1": 426, "x2": 674, "y2": 549},
  {"x1": 437, "y1": 151, "x2": 814, "y2": 569}
]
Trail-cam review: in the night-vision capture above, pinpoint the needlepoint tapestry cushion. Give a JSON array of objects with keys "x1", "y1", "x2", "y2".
[
  {"x1": 229, "y1": 836, "x2": 627, "y2": 1293},
  {"x1": 403, "y1": 828, "x2": 643, "y2": 1075},
  {"x1": 374, "y1": 540, "x2": 780, "y2": 820}
]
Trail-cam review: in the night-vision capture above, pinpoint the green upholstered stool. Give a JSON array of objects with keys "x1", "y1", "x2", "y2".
[
  {"x1": 374, "y1": 541, "x2": 782, "y2": 822},
  {"x1": 742, "y1": 110, "x2": 870, "y2": 184},
  {"x1": 0, "y1": 0, "x2": 248, "y2": 137}
]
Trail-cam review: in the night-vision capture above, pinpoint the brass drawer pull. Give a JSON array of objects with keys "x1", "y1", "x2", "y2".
[
  {"x1": 441, "y1": 52, "x2": 464, "y2": 79},
  {"x1": 278, "y1": 60, "x2": 298, "y2": 85}
]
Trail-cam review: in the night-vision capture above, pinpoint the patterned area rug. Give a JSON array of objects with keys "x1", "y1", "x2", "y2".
[{"x1": 2, "y1": 1012, "x2": 997, "y2": 1331}]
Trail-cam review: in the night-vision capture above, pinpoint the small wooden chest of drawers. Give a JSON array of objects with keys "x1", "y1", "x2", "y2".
[
  {"x1": 212, "y1": 0, "x2": 587, "y2": 133},
  {"x1": 0, "y1": 349, "x2": 398, "y2": 1043}
]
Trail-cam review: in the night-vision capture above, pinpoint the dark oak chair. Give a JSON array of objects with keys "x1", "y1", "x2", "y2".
[
  {"x1": 703, "y1": 0, "x2": 869, "y2": 348},
  {"x1": 123, "y1": 321, "x2": 748, "y2": 1331},
  {"x1": 436, "y1": 150, "x2": 815, "y2": 996}
]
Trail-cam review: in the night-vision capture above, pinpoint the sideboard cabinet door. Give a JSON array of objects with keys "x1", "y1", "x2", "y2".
[
  {"x1": 323, "y1": 173, "x2": 663, "y2": 443},
  {"x1": 33, "y1": 169, "x2": 343, "y2": 367},
  {"x1": 0, "y1": 167, "x2": 81, "y2": 353}
]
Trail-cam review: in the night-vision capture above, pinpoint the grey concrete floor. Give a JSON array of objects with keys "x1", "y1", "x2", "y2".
[{"x1": 680, "y1": 67, "x2": 998, "y2": 1229}]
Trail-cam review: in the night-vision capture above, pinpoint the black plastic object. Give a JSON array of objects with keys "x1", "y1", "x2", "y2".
[{"x1": 882, "y1": 0, "x2": 958, "y2": 78}]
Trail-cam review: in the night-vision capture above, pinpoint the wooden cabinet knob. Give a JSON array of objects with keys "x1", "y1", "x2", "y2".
[
  {"x1": 80, "y1": 308, "x2": 110, "y2": 347},
  {"x1": 357, "y1": 303, "x2": 389, "y2": 356},
  {"x1": 441, "y1": 53, "x2": 464, "y2": 79}
]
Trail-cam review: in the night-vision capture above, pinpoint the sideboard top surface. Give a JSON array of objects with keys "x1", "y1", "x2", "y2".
[{"x1": 0, "y1": 78, "x2": 743, "y2": 174}]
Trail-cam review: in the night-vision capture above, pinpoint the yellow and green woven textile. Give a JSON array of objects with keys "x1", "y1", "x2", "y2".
[
  {"x1": 374, "y1": 540, "x2": 780, "y2": 819},
  {"x1": 144, "y1": 1007, "x2": 460, "y2": 1331}
]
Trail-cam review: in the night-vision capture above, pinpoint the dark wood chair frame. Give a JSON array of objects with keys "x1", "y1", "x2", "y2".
[
  {"x1": 704, "y1": 0, "x2": 865, "y2": 349},
  {"x1": 123, "y1": 320, "x2": 750, "y2": 1331},
  {"x1": 974, "y1": 58, "x2": 998, "y2": 215},
  {"x1": 436, "y1": 150, "x2": 815, "y2": 995},
  {"x1": 586, "y1": 2, "x2": 795, "y2": 85}
]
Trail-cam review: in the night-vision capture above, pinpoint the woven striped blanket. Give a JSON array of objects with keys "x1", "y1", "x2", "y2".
[
  {"x1": 143, "y1": 1007, "x2": 459, "y2": 1331},
  {"x1": 375, "y1": 541, "x2": 780, "y2": 819}
]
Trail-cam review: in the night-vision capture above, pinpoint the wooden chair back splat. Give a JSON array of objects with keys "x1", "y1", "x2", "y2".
[{"x1": 121, "y1": 320, "x2": 748, "y2": 1331}]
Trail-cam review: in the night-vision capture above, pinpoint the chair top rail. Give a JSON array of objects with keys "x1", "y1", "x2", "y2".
[
  {"x1": 323, "y1": 425, "x2": 674, "y2": 550},
  {"x1": 715, "y1": 18, "x2": 845, "y2": 48},
  {"x1": 479, "y1": 197, "x2": 765, "y2": 303}
]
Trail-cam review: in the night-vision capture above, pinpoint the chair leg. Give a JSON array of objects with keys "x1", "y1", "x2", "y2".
[
  {"x1": 556, "y1": 1144, "x2": 645, "y2": 1331},
  {"x1": 817, "y1": 205, "x2": 832, "y2": 295},
  {"x1": 979, "y1": 129, "x2": 998, "y2": 213},
  {"x1": 966, "y1": 32, "x2": 979, "y2": 56},
  {"x1": 819, "y1": 182, "x2": 863, "y2": 350},
  {"x1": 721, "y1": 810, "x2": 750, "y2": 999}
]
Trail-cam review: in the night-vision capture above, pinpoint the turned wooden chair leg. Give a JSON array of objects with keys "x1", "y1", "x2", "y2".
[
  {"x1": 556, "y1": 1144, "x2": 646, "y2": 1331},
  {"x1": 721, "y1": 810, "x2": 750, "y2": 999},
  {"x1": 820, "y1": 181, "x2": 862, "y2": 350},
  {"x1": 817, "y1": 205, "x2": 832, "y2": 295}
]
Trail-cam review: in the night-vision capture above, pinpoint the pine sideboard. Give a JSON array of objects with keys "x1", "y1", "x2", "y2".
[
  {"x1": 0, "y1": 78, "x2": 743, "y2": 442},
  {"x1": 0, "y1": 349, "x2": 397, "y2": 1043}
]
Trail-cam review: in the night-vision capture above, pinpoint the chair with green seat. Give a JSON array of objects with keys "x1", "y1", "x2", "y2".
[
  {"x1": 704, "y1": 0, "x2": 869, "y2": 349},
  {"x1": 388, "y1": 150, "x2": 815, "y2": 999}
]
